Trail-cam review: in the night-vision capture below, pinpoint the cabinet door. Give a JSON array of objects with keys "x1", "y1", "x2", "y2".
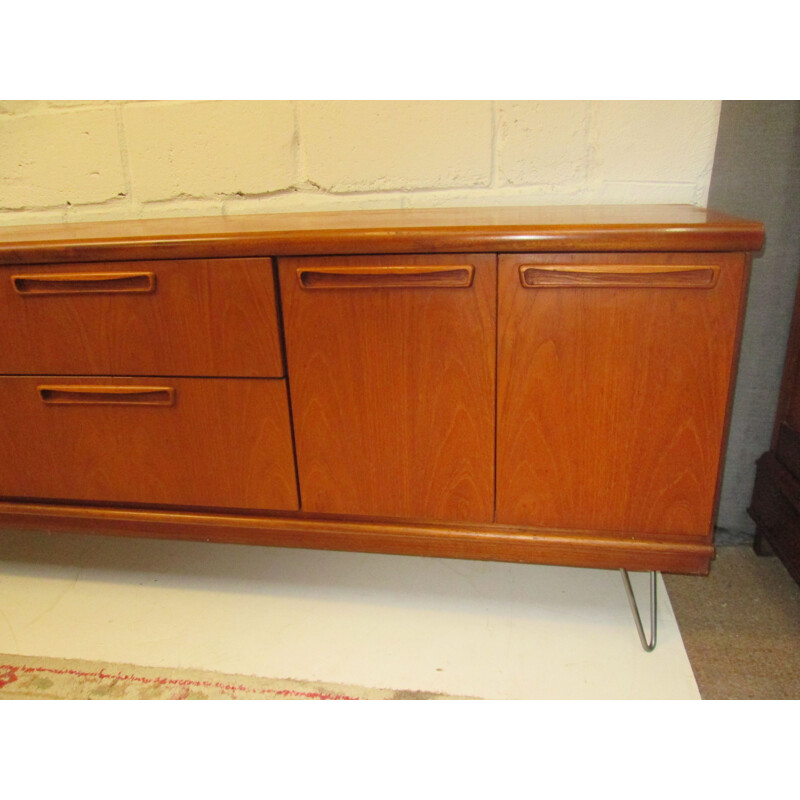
[
  {"x1": 280, "y1": 254, "x2": 496, "y2": 523},
  {"x1": 497, "y1": 252, "x2": 748, "y2": 536}
]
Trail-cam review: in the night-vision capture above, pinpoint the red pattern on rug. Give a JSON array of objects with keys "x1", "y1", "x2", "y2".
[{"x1": 0, "y1": 661, "x2": 360, "y2": 700}]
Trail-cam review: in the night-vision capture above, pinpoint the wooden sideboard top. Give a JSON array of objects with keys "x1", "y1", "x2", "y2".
[{"x1": 0, "y1": 205, "x2": 765, "y2": 265}]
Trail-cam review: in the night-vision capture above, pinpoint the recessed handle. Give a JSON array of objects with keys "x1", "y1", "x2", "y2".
[
  {"x1": 38, "y1": 385, "x2": 175, "y2": 406},
  {"x1": 519, "y1": 264, "x2": 720, "y2": 289},
  {"x1": 12, "y1": 272, "x2": 156, "y2": 295},
  {"x1": 297, "y1": 265, "x2": 475, "y2": 289}
]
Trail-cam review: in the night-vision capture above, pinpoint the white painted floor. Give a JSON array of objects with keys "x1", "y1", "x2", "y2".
[{"x1": 0, "y1": 527, "x2": 700, "y2": 699}]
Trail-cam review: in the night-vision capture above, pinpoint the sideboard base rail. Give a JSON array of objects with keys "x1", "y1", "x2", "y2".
[{"x1": 0, "y1": 500, "x2": 713, "y2": 576}]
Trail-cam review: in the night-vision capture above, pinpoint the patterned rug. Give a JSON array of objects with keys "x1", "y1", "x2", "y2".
[{"x1": 0, "y1": 653, "x2": 472, "y2": 700}]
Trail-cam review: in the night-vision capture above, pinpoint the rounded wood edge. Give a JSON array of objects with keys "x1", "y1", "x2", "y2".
[
  {"x1": 0, "y1": 213, "x2": 765, "y2": 266},
  {"x1": 0, "y1": 503, "x2": 713, "y2": 575}
]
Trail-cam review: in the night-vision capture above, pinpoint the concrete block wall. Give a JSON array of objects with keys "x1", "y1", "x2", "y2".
[{"x1": 0, "y1": 100, "x2": 721, "y2": 226}]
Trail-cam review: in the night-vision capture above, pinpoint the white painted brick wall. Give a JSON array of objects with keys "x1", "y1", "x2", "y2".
[
  {"x1": 0, "y1": 106, "x2": 125, "y2": 210},
  {"x1": 0, "y1": 100, "x2": 721, "y2": 226},
  {"x1": 299, "y1": 101, "x2": 493, "y2": 192},
  {"x1": 123, "y1": 101, "x2": 296, "y2": 202},
  {"x1": 496, "y1": 101, "x2": 590, "y2": 187},
  {"x1": 590, "y1": 101, "x2": 720, "y2": 204}
]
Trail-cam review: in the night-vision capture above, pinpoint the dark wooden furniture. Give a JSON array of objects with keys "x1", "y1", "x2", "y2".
[
  {"x1": 0, "y1": 206, "x2": 764, "y2": 575},
  {"x1": 749, "y1": 265, "x2": 800, "y2": 585}
]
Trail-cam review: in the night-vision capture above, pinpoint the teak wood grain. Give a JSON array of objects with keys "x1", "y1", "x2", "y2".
[
  {"x1": 0, "y1": 500, "x2": 715, "y2": 574},
  {"x1": 496, "y1": 252, "x2": 748, "y2": 536},
  {"x1": 0, "y1": 376, "x2": 298, "y2": 511},
  {"x1": 279, "y1": 253, "x2": 496, "y2": 523},
  {"x1": 0, "y1": 205, "x2": 764, "y2": 265},
  {"x1": 0, "y1": 205, "x2": 766, "y2": 576},
  {"x1": 0, "y1": 258, "x2": 283, "y2": 377}
]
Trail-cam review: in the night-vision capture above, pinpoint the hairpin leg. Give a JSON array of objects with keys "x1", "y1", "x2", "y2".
[{"x1": 620, "y1": 569, "x2": 657, "y2": 652}]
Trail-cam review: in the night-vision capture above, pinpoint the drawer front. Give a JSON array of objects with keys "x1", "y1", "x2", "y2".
[
  {"x1": 0, "y1": 258, "x2": 283, "y2": 377},
  {"x1": 497, "y1": 251, "x2": 748, "y2": 536},
  {"x1": 280, "y1": 253, "x2": 496, "y2": 523},
  {"x1": 0, "y1": 377, "x2": 298, "y2": 511}
]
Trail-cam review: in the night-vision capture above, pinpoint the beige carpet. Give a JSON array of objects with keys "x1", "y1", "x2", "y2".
[
  {"x1": 0, "y1": 652, "x2": 473, "y2": 700},
  {"x1": 665, "y1": 545, "x2": 800, "y2": 699}
]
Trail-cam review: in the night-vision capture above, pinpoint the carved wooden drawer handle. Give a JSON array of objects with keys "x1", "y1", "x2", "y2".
[
  {"x1": 519, "y1": 264, "x2": 720, "y2": 289},
  {"x1": 297, "y1": 265, "x2": 475, "y2": 289},
  {"x1": 12, "y1": 272, "x2": 156, "y2": 295},
  {"x1": 38, "y1": 385, "x2": 175, "y2": 406}
]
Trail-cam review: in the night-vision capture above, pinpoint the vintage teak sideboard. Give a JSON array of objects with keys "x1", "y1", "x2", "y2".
[{"x1": 0, "y1": 206, "x2": 764, "y2": 589}]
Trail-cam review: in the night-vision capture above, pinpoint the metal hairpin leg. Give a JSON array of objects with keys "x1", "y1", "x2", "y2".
[{"x1": 620, "y1": 569, "x2": 657, "y2": 652}]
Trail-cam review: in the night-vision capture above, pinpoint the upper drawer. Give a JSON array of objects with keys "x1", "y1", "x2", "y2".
[{"x1": 0, "y1": 258, "x2": 283, "y2": 377}]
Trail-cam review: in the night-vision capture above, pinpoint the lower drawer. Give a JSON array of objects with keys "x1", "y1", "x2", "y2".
[{"x1": 0, "y1": 377, "x2": 299, "y2": 511}]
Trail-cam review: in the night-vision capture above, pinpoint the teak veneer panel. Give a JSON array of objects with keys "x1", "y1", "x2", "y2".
[
  {"x1": 280, "y1": 253, "x2": 496, "y2": 523},
  {"x1": 0, "y1": 258, "x2": 283, "y2": 377},
  {"x1": 0, "y1": 377, "x2": 298, "y2": 511},
  {"x1": 497, "y1": 252, "x2": 748, "y2": 536}
]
